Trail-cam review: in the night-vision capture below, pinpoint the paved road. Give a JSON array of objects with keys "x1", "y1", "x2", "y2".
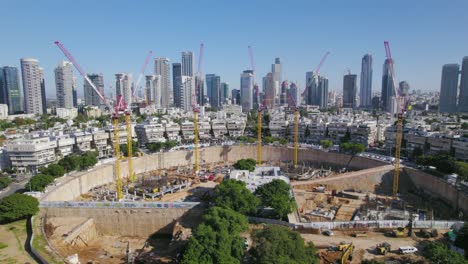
[
  {"x1": 0, "y1": 180, "x2": 29, "y2": 199},
  {"x1": 291, "y1": 165, "x2": 395, "y2": 186}
]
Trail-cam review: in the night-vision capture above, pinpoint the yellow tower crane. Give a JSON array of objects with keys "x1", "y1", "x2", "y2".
[
  {"x1": 384, "y1": 41, "x2": 405, "y2": 197},
  {"x1": 294, "y1": 109, "x2": 299, "y2": 167},
  {"x1": 192, "y1": 43, "x2": 204, "y2": 176}
]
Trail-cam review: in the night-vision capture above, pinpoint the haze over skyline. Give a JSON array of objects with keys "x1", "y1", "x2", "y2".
[{"x1": 2, "y1": 0, "x2": 468, "y2": 99}]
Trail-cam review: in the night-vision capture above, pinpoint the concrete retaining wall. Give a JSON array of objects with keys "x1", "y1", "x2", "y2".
[
  {"x1": 42, "y1": 146, "x2": 386, "y2": 202},
  {"x1": 404, "y1": 168, "x2": 468, "y2": 215},
  {"x1": 43, "y1": 207, "x2": 193, "y2": 236}
]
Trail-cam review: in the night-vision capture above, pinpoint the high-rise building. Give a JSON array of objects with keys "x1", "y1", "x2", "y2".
[
  {"x1": 145, "y1": 75, "x2": 161, "y2": 107},
  {"x1": 360, "y1": 54, "x2": 373, "y2": 107},
  {"x1": 206, "y1": 74, "x2": 221, "y2": 109},
  {"x1": 231, "y1": 89, "x2": 241, "y2": 105},
  {"x1": 72, "y1": 76, "x2": 77, "y2": 107},
  {"x1": 305, "y1": 72, "x2": 328, "y2": 108},
  {"x1": 459, "y1": 56, "x2": 468, "y2": 112},
  {"x1": 1, "y1": 66, "x2": 23, "y2": 114},
  {"x1": 172, "y1": 63, "x2": 182, "y2": 108},
  {"x1": 221, "y1": 82, "x2": 229, "y2": 104},
  {"x1": 439, "y1": 64, "x2": 460, "y2": 113},
  {"x1": 271, "y1": 58, "x2": 282, "y2": 98},
  {"x1": 181, "y1": 51, "x2": 194, "y2": 77},
  {"x1": 343, "y1": 74, "x2": 357, "y2": 109},
  {"x1": 240, "y1": 70, "x2": 254, "y2": 112},
  {"x1": 20, "y1": 58, "x2": 44, "y2": 115},
  {"x1": 264, "y1": 73, "x2": 276, "y2": 108},
  {"x1": 54, "y1": 61, "x2": 74, "y2": 108},
  {"x1": 195, "y1": 75, "x2": 204, "y2": 106},
  {"x1": 180, "y1": 76, "x2": 194, "y2": 112},
  {"x1": 84, "y1": 74, "x2": 104, "y2": 106},
  {"x1": 288, "y1": 82, "x2": 298, "y2": 106},
  {"x1": 154, "y1": 57, "x2": 171, "y2": 108},
  {"x1": 39, "y1": 67, "x2": 46, "y2": 114},
  {"x1": 399, "y1": 81, "x2": 410, "y2": 96},
  {"x1": 115, "y1": 73, "x2": 132, "y2": 106},
  {"x1": 381, "y1": 58, "x2": 395, "y2": 112},
  {"x1": 280, "y1": 81, "x2": 288, "y2": 105}
]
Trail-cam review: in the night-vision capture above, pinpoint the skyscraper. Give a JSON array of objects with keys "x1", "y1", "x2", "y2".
[
  {"x1": 1, "y1": 66, "x2": 23, "y2": 114},
  {"x1": 195, "y1": 75, "x2": 204, "y2": 106},
  {"x1": 54, "y1": 61, "x2": 74, "y2": 108},
  {"x1": 231, "y1": 89, "x2": 241, "y2": 105},
  {"x1": 305, "y1": 72, "x2": 328, "y2": 108},
  {"x1": 221, "y1": 82, "x2": 229, "y2": 104},
  {"x1": 180, "y1": 76, "x2": 194, "y2": 112},
  {"x1": 264, "y1": 73, "x2": 276, "y2": 108},
  {"x1": 84, "y1": 74, "x2": 104, "y2": 107},
  {"x1": 39, "y1": 67, "x2": 46, "y2": 114},
  {"x1": 20, "y1": 58, "x2": 44, "y2": 115},
  {"x1": 439, "y1": 64, "x2": 460, "y2": 113},
  {"x1": 145, "y1": 75, "x2": 161, "y2": 107},
  {"x1": 115, "y1": 73, "x2": 132, "y2": 106},
  {"x1": 459, "y1": 56, "x2": 468, "y2": 112},
  {"x1": 154, "y1": 57, "x2": 172, "y2": 108},
  {"x1": 172, "y1": 63, "x2": 182, "y2": 108},
  {"x1": 271, "y1": 58, "x2": 282, "y2": 98},
  {"x1": 280, "y1": 81, "x2": 288, "y2": 105},
  {"x1": 288, "y1": 82, "x2": 298, "y2": 106},
  {"x1": 240, "y1": 70, "x2": 254, "y2": 112},
  {"x1": 360, "y1": 54, "x2": 373, "y2": 107},
  {"x1": 343, "y1": 74, "x2": 357, "y2": 109},
  {"x1": 317, "y1": 76, "x2": 329, "y2": 109},
  {"x1": 381, "y1": 59, "x2": 395, "y2": 112},
  {"x1": 206, "y1": 74, "x2": 221, "y2": 109},
  {"x1": 181, "y1": 51, "x2": 194, "y2": 77}
]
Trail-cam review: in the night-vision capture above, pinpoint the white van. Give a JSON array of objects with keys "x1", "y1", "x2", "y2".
[{"x1": 398, "y1": 246, "x2": 418, "y2": 254}]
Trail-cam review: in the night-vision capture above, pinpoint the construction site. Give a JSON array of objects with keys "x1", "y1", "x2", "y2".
[{"x1": 30, "y1": 42, "x2": 467, "y2": 263}]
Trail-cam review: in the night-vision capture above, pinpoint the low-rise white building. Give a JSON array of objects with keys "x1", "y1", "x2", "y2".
[
  {"x1": 228, "y1": 166, "x2": 290, "y2": 192},
  {"x1": 0, "y1": 104, "x2": 8, "y2": 120},
  {"x1": 211, "y1": 119, "x2": 227, "y2": 139},
  {"x1": 134, "y1": 119, "x2": 166, "y2": 145},
  {"x1": 6, "y1": 136, "x2": 57, "y2": 173},
  {"x1": 164, "y1": 122, "x2": 181, "y2": 142},
  {"x1": 227, "y1": 118, "x2": 246, "y2": 138},
  {"x1": 56, "y1": 108, "x2": 78, "y2": 119}
]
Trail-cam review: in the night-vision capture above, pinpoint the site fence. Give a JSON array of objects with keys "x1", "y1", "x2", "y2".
[
  {"x1": 40, "y1": 201, "x2": 200, "y2": 209},
  {"x1": 297, "y1": 220, "x2": 464, "y2": 230}
]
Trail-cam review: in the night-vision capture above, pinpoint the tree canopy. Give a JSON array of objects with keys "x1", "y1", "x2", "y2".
[
  {"x1": 0, "y1": 177, "x2": 12, "y2": 190},
  {"x1": 249, "y1": 225, "x2": 318, "y2": 264},
  {"x1": 423, "y1": 242, "x2": 467, "y2": 264},
  {"x1": 340, "y1": 142, "x2": 365, "y2": 154},
  {"x1": 120, "y1": 140, "x2": 139, "y2": 157},
  {"x1": 180, "y1": 207, "x2": 248, "y2": 264},
  {"x1": 0, "y1": 193, "x2": 39, "y2": 223},
  {"x1": 320, "y1": 140, "x2": 333, "y2": 149},
  {"x1": 417, "y1": 153, "x2": 468, "y2": 181},
  {"x1": 58, "y1": 151, "x2": 98, "y2": 172},
  {"x1": 39, "y1": 164, "x2": 66, "y2": 178},
  {"x1": 455, "y1": 222, "x2": 468, "y2": 259},
  {"x1": 212, "y1": 179, "x2": 260, "y2": 215},
  {"x1": 28, "y1": 174, "x2": 55, "y2": 192},
  {"x1": 233, "y1": 158, "x2": 256, "y2": 172},
  {"x1": 146, "y1": 141, "x2": 177, "y2": 153},
  {"x1": 255, "y1": 179, "x2": 296, "y2": 219}
]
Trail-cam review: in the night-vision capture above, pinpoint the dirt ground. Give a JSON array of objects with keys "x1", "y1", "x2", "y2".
[
  {"x1": 0, "y1": 220, "x2": 35, "y2": 264},
  {"x1": 301, "y1": 230, "x2": 439, "y2": 263}
]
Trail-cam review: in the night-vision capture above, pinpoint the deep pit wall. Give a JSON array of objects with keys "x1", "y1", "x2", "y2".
[
  {"x1": 41, "y1": 146, "x2": 386, "y2": 202},
  {"x1": 404, "y1": 168, "x2": 468, "y2": 215}
]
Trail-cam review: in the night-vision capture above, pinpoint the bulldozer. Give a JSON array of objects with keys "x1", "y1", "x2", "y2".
[
  {"x1": 338, "y1": 241, "x2": 351, "y2": 251},
  {"x1": 376, "y1": 242, "x2": 391, "y2": 255}
]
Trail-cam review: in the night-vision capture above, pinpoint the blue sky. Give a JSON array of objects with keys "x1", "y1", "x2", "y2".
[{"x1": 2, "y1": 0, "x2": 468, "y2": 99}]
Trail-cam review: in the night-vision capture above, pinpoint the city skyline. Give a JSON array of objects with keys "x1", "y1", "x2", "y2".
[{"x1": 2, "y1": 0, "x2": 467, "y2": 101}]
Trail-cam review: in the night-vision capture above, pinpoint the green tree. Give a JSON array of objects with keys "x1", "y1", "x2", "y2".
[
  {"x1": 181, "y1": 207, "x2": 248, "y2": 264},
  {"x1": 164, "y1": 140, "x2": 177, "y2": 150},
  {"x1": 455, "y1": 162, "x2": 468, "y2": 181},
  {"x1": 0, "y1": 177, "x2": 12, "y2": 190},
  {"x1": 120, "y1": 140, "x2": 139, "y2": 157},
  {"x1": 233, "y1": 158, "x2": 256, "y2": 172},
  {"x1": 146, "y1": 142, "x2": 164, "y2": 152},
  {"x1": 320, "y1": 140, "x2": 333, "y2": 149},
  {"x1": 0, "y1": 194, "x2": 39, "y2": 223},
  {"x1": 39, "y1": 164, "x2": 66, "y2": 178},
  {"x1": 423, "y1": 242, "x2": 466, "y2": 263},
  {"x1": 455, "y1": 223, "x2": 468, "y2": 258},
  {"x1": 341, "y1": 131, "x2": 351, "y2": 143},
  {"x1": 411, "y1": 147, "x2": 424, "y2": 160},
  {"x1": 279, "y1": 138, "x2": 288, "y2": 145},
  {"x1": 28, "y1": 174, "x2": 55, "y2": 192},
  {"x1": 255, "y1": 179, "x2": 296, "y2": 219},
  {"x1": 250, "y1": 225, "x2": 318, "y2": 264},
  {"x1": 304, "y1": 126, "x2": 310, "y2": 138},
  {"x1": 212, "y1": 179, "x2": 260, "y2": 215},
  {"x1": 263, "y1": 136, "x2": 275, "y2": 144},
  {"x1": 462, "y1": 123, "x2": 468, "y2": 129},
  {"x1": 80, "y1": 152, "x2": 98, "y2": 170}
]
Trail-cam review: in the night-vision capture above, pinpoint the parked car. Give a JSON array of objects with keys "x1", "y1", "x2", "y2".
[
  {"x1": 398, "y1": 246, "x2": 418, "y2": 254},
  {"x1": 323, "y1": 229, "x2": 334, "y2": 236}
]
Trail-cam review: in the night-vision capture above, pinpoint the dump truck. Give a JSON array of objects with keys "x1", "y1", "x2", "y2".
[{"x1": 376, "y1": 242, "x2": 391, "y2": 255}]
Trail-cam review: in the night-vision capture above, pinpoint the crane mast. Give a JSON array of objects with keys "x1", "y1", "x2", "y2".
[
  {"x1": 192, "y1": 43, "x2": 204, "y2": 176},
  {"x1": 384, "y1": 41, "x2": 403, "y2": 197},
  {"x1": 249, "y1": 46, "x2": 263, "y2": 165}
]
